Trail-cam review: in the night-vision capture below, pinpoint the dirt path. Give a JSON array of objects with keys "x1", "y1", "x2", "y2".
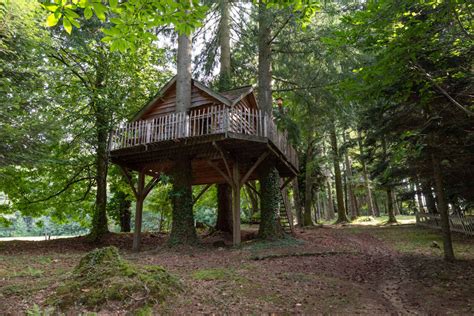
[{"x1": 0, "y1": 226, "x2": 473, "y2": 314}]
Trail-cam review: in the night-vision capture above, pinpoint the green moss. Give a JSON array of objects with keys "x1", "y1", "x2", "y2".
[{"x1": 48, "y1": 246, "x2": 181, "y2": 312}]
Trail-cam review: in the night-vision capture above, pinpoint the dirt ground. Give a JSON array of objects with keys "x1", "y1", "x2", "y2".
[{"x1": 0, "y1": 224, "x2": 473, "y2": 314}]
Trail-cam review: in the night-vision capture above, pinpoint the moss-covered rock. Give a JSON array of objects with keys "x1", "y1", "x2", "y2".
[{"x1": 48, "y1": 246, "x2": 181, "y2": 312}]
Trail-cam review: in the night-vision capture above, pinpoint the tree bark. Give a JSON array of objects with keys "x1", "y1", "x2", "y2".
[
  {"x1": 326, "y1": 180, "x2": 335, "y2": 220},
  {"x1": 257, "y1": 0, "x2": 272, "y2": 114},
  {"x1": 415, "y1": 179, "x2": 425, "y2": 213},
  {"x1": 176, "y1": 32, "x2": 192, "y2": 114},
  {"x1": 216, "y1": 183, "x2": 232, "y2": 233},
  {"x1": 215, "y1": 1, "x2": 233, "y2": 229},
  {"x1": 218, "y1": 0, "x2": 232, "y2": 90},
  {"x1": 386, "y1": 188, "x2": 397, "y2": 223},
  {"x1": 330, "y1": 125, "x2": 349, "y2": 223},
  {"x1": 392, "y1": 190, "x2": 400, "y2": 215},
  {"x1": 169, "y1": 157, "x2": 197, "y2": 245},
  {"x1": 119, "y1": 195, "x2": 131, "y2": 232},
  {"x1": 431, "y1": 153, "x2": 455, "y2": 261},
  {"x1": 90, "y1": 55, "x2": 109, "y2": 241},
  {"x1": 258, "y1": 163, "x2": 284, "y2": 239},
  {"x1": 257, "y1": 1, "x2": 282, "y2": 239},
  {"x1": 422, "y1": 180, "x2": 438, "y2": 214},
  {"x1": 343, "y1": 132, "x2": 358, "y2": 219},
  {"x1": 357, "y1": 131, "x2": 375, "y2": 217},
  {"x1": 374, "y1": 194, "x2": 381, "y2": 217},
  {"x1": 303, "y1": 142, "x2": 314, "y2": 226},
  {"x1": 292, "y1": 178, "x2": 303, "y2": 227},
  {"x1": 169, "y1": 31, "x2": 197, "y2": 245}
]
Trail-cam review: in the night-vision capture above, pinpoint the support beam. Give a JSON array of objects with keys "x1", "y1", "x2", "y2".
[
  {"x1": 118, "y1": 165, "x2": 138, "y2": 198},
  {"x1": 245, "y1": 182, "x2": 261, "y2": 197},
  {"x1": 207, "y1": 160, "x2": 232, "y2": 185},
  {"x1": 133, "y1": 171, "x2": 145, "y2": 252},
  {"x1": 280, "y1": 176, "x2": 295, "y2": 190},
  {"x1": 119, "y1": 167, "x2": 161, "y2": 252},
  {"x1": 213, "y1": 141, "x2": 232, "y2": 180},
  {"x1": 144, "y1": 174, "x2": 161, "y2": 197},
  {"x1": 193, "y1": 184, "x2": 212, "y2": 205},
  {"x1": 240, "y1": 151, "x2": 269, "y2": 186},
  {"x1": 232, "y1": 160, "x2": 241, "y2": 246}
]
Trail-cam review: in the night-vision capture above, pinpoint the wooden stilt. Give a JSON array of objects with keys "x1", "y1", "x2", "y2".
[
  {"x1": 133, "y1": 171, "x2": 145, "y2": 252},
  {"x1": 232, "y1": 161, "x2": 241, "y2": 246}
]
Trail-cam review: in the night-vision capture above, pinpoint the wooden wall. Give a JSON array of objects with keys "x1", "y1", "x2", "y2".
[
  {"x1": 140, "y1": 83, "x2": 221, "y2": 120},
  {"x1": 138, "y1": 82, "x2": 258, "y2": 121}
]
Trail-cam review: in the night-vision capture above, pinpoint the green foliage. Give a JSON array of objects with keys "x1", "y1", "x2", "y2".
[
  {"x1": 40, "y1": 0, "x2": 209, "y2": 51},
  {"x1": 49, "y1": 246, "x2": 182, "y2": 311},
  {"x1": 0, "y1": 213, "x2": 88, "y2": 237}
]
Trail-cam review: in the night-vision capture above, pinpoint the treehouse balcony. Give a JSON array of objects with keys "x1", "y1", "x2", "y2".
[{"x1": 109, "y1": 105, "x2": 299, "y2": 184}]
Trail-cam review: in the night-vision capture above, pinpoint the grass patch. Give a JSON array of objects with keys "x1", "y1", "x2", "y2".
[
  {"x1": 0, "y1": 266, "x2": 44, "y2": 278},
  {"x1": 346, "y1": 225, "x2": 474, "y2": 260},
  {"x1": 48, "y1": 246, "x2": 182, "y2": 312},
  {"x1": 2, "y1": 284, "x2": 29, "y2": 296},
  {"x1": 192, "y1": 268, "x2": 245, "y2": 283}
]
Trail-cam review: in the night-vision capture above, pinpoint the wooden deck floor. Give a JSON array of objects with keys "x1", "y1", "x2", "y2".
[{"x1": 110, "y1": 132, "x2": 297, "y2": 185}]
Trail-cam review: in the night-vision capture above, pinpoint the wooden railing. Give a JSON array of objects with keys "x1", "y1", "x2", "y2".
[
  {"x1": 109, "y1": 105, "x2": 299, "y2": 169},
  {"x1": 416, "y1": 213, "x2": 474, "y2": 236}
]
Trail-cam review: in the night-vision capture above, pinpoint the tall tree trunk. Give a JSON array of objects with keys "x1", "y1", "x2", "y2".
[
  {"x1": 169, "y1": 157, "x2": 197, "y2": 245},
  {"x1": 292, "y1": 179, "x2": 303, "y2": 227},
  {"x1": 257, "y1": 1, "x2": 282, "y2": 238},
  {"x1": 343, "y1": 132, "x2": 358, "y2": 220},
  {"x1": 392, "y1": 191, "x2": 400, "y2": 215},
  {"x1": 176, "y1": 33, "x2": 192, "y2": 113},
  {"x1": 431, "y1": 153, "x2": 455, "y2": 261},
  {"x1": 326, "y1": 180, "x2": 335, "y2": 220},
  {"x1": 215, "y1": 0, "x2": 233, "y2": 230},
  {"x1": 303, "y1": 142, "x2": 314, "y2": 226},
  {"x1": 169, "y1": 31, "x2": 197, "y2": 245},
  {"x1": 422, "y1": 180, "x2": 438, "y2": 214},
  {"x1": 119, "y1": 195, "x2": 131, "y2": 232},
  {"x1": 218, "y1": 0, "x2": 231, "y2": 90},
  {"x1": 386, "y1": 188, "x2": 397, "y2": 223},
  {"x1": 415, "y1": 178, "x2": 425, "y2": 213},
  {"x1": 216, "y1": 183, "x2": 232, "y2": 232},
  {"x1": 258, "y1": 163, "x2": 284, "y2": 239},
  {"x1": 382, "y1": 137, "x2": 397, "y2": 224},
  {"x1": 90, "y1": 56, "x2": 109, "y2": 241},
  {"x1": 330, "y1": 124, "x2": 349, "y2": 223},
  {"x1": 357, "y1": 130, "x2": 375, "y2": 216},
  {"x1": 374, "y1": 194, "x2": 381, "y2": 217},
  {"x1": 257, "y1": 1, "x2": 272, "y2": 114}
]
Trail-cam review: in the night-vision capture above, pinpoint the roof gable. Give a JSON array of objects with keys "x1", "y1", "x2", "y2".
[{"x1": 132, "y1": 76, "x2": 258, "y2": 121}]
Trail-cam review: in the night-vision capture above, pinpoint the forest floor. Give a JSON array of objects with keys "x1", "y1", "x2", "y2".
[{"x1": 0, "y1": 223, "x2": 473, "y2": 314}]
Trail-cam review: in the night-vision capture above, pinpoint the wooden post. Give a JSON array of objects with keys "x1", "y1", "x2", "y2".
[
  {"x1": 232, "y1": 161, "x2": 241, "y2": 246},
  {"x1": 133, "y1": 171, "x2": 145, "y2": 252}
]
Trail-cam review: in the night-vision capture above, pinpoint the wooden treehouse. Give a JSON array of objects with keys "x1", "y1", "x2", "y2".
[{"x1": 109, "y1": 76, "x2": 298, "y2": 250}]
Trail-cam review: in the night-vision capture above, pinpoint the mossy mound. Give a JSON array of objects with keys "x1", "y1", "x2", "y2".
[{"x1": 48, "y1": 246, "x2": 181, "y2": 312}]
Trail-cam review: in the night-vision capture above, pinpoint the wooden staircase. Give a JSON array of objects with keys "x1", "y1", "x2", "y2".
[{"x1": 279, "y1": 186, "x2": 295, "y2": 235}]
